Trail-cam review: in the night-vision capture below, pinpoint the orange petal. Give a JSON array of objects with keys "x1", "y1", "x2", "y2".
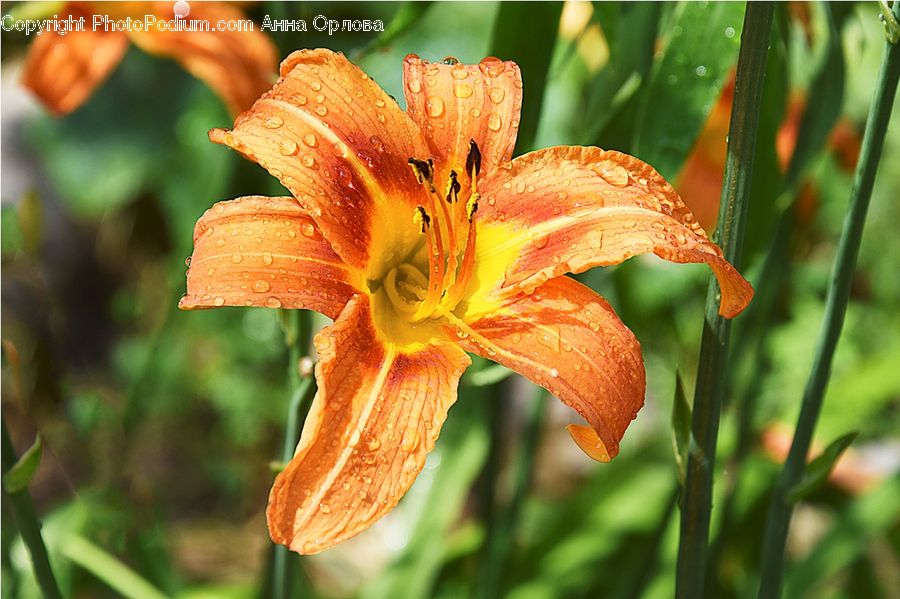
[
  {"x1": 179, "y1": 196, "x2": 359, "y2": 319},
  {"x1": 128, "y1": 2, "x2": 277, "y2": 115},
  {"x1": 455, "y1": 276, "x2": 644, "y2": 460},
  {"x1": 268, "y1": 295, "x2": 470, "y2": 554},
  {"x1": 476, "y1": 146, "x2": 753, "y2": 319},
  {"x1": 21, "y1": 5, "x2": 128, "y2": 115},
  {"x1": 210, "y1": 49, "x2": 429, "y2": 273},
  {"x1": 402, "y1": 55, "x2": 522, "y2": 176}
]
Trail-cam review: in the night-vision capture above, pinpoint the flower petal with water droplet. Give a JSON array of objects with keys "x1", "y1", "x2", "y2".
[
  {"x1": 267, "y1": 296, "x2": 470, "y2": 554},
  {"x1": 179, "y1": 196, "x2": 359, "y2": 318}
]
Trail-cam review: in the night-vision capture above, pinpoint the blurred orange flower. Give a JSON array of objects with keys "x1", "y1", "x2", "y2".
[
  {"x1": 180, "y1": 50, "x2": 753, "y2": 553},
  {"x1": 21, "y1": 1, "x2": 276, "y2": 115}
]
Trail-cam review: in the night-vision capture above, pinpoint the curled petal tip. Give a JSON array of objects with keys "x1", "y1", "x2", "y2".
[{"x1": 567, "y1": 424, "x2": 615, "y2": 462}]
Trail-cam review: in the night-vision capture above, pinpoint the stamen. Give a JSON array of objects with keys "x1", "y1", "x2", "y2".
[
  {"x1": 413, "y1": 207, "x2": 446, "y2": 321},
  {"x1": 445, "y1": 216, "x2": 477, "y2": 308},
  {"x1": 413, "y1": 205, "x2": 430, "y2": 234},
  {"x1": 444, "y1": 170, "x2": 460, "y2": 204},
  {"x1": 466, "y1": 140, "x2": 481, "y2": 182},
  {"x1": 408, "y1": 158, "x2": 436, "y2": 192}
]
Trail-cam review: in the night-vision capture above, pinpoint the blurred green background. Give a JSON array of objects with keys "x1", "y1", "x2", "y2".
[{"x1": 2, "y1": 1, "x2": 899, "y2": 598}]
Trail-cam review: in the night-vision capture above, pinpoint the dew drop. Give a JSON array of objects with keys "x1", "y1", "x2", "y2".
[
  {"x1": 725, "y1": 26, "x2": 736, "y2": 38},
  {"x1": 478, "y1": 57, "x2": 507, "y2": 77},
  {"x1": 301, "y1": 154, "x2": 315, "y2": 168},
  {"x1": 369, "y1": 135, "x2": 385, "y2": 152},
  {"x1": 184, "y1": 256, "x2": 192, "y2": 267},
  {"x1": 488, "y1": 88, "x2": 505, "y2": 104},
  {"x1": 367, "y1": 438, "x2": 382, "y2": 451},
  {"x1": 263, "y1": 116, "x2": 284, "y2": 129},
  {"x1": 451, "y1": 65, "x2": 468, "y2": 79},
  {"x1": 454, "y1": 83, "x2": 474, "y2": 98},
  {"x1": 315, "y1": 106, "x2": 328, "y2": 117},
  {"x1": 426, "y1": 96, "x2": 445, "y2": 117},
  {"x1": 253, "y1": 280, "x2": 270, "y2": 293},
  {"x1": 261, "y1": 252, "x2": 273, "y2": 265},
  {"x1": 278, "y1": 139, "x2": 298, "y2": 156},
  {"x1": 319, "y1": 504, "x2": 331, "y2": 514},
  {"x1": 301, "y1": 222, "x2": 316, "y2": 237},
  {"x1": 442, "y1": 56, "x2": 459, "y2": 65},
  {"x1": 291, "y1": 93, "x2": 307, "y2": 106},
  {"x1": 231, "y1": 253, "x2": 243, "y2": 264},
  {"x1": 550, "y1": 368, "x2": 559, "y2": 378},
  {"x1": 310, "y1": 81, "x2": 322, "y2": 91},
  {"x1": 488, "y1": 113, "x2": 503, "y2": 131},
  {"x1": 265, "y1": 297, "x2": 282, "y2": 308},
  {"x1": 315, "y1": 93, "x2": 325, "y2": 104},
  {"x1": 407, "y1": 78, "x2": 421, "y2": 93},
  {"x1": 213, "y1": 296, "x2": 225, "y2": 306},
  {"x1": 695, "y1": 65, "x2": 708, "y2": 77},
  {"x1": 302, "y1": 133, "x2": 317, "y2": 148}
]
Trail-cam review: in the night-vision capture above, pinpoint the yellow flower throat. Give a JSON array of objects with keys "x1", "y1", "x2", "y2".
[{"x1": 381, "y1": 140, "x2": 482, "y2": 324}]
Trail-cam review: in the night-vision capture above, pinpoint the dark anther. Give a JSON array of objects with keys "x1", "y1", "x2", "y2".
[
  {"x1": 466, "y1": 140, "x2": 482, "y2": 178},
  {"x1": 445, "y1": 170, "x2": 461, "y2": 203},
  {"x1": 408, "y1": 157, "x2": 435, "y2": 188},
  {"x1": 415, "y1": 206, "x2": 431, "y2": 233}
]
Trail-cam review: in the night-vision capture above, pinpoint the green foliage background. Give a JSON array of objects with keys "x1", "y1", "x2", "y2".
[{"x1": 2, "y1": 2, "x2": 899, "y2": 598}]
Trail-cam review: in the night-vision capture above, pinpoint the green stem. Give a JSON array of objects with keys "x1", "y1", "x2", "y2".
[
  {"x1": 757, "y1": 5, "x2": 900, "y2": 597},
  {"x1": 674, "y1": 4, "x2": 773, "y2": 598},
  {"x1": 272, "y1": 310, "x2": 314, "y2": 599},
  {"x1": 476, "y1": 389, "x2": 546, "y2": 598},
  {"x1": 1, "y1": 418, "x2": 63, "y2": 599}
]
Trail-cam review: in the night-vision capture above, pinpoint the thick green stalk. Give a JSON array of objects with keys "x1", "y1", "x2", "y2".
[
  {"x1": 272, "y1": 310, "x2": 314, "y2": 599},
  {"x1": 674, "y1": 4, "x2": 773, "y2": 598},
  {"x1": 1, "y1": 418, "x2": 63, "y2": 599},
  {"x1": 757, "y1": 5, "x2": 900, "y2": 597}
]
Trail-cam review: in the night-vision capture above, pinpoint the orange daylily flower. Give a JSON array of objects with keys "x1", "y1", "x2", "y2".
[
  {"x1": 21, "y1": 1, "x2": 276, "y2": 115},
  {"x1": 180, "y1": 49, "x2": 753, "y2": 554}
]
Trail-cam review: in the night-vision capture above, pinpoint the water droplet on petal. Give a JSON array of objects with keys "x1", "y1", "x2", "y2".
[
  {"x1": 593, "y1": 161, "x2": 630, "y2": 187},
  {"x1": 184, "y1": 256, "x2": 192, "y2": 267},
  {"x1": 488, "y1": 88, "x2": 505, "y2": 104},
  {"x1": 367, "y1": 438, "x2": 382, "y2": 451},
  {"x1": 315, "y1": 106, "x2": 328, "y2": 117},
  {"x1": 265, "y1": 297, "x2": 282, "y2": 308},
  {"x1": 488, "y1": 113, "x2": 502, "y2": 131},
  {"x1": 407, "y1": 78, "x2": 421, "y2": 93},
  {"x1": 253, "y1": 280, "x2": 270, "y2": 293},
  {"x1": 550, "y1": 368, "x2": 559, "y2": 378},
  {"x1": 310, "y1": 81, "x2": 322, "y2": 91},
  {"x1": 301, "y1": 222, "x2": 316, "y2": 237},
  {"x1": 303, "y1": 133, "x2": 317, "y2": 147},
  {"x1": 263, "y1": 116, "x2": 284, "y2": 129},
  {"x1": 213, "y1": 296, "x2": 225, "y2": 306},
  {"x1": 479, "y1": 57, "x2": 507, "y2": 77},
  {"x1": 301, "y1": 154, "x2": 315, "y2": 168},
  {"x1": 279, "y1": 140, "x2": 298, "y2": 156},
  {"x1": 454, "y1": 83, "x2": 473, "y2": 98},
  {"x1": 369, "y1": 135, "x2": 385, "y2": 152},
  {"x1": 231, "y1": 253, "x2": 243, "y2": 264},
  {"x1": 261, "y1": 252, "x2": 273, "y2": 265},
  {"x1": 426, "y1": 96, "x2": 445, "y2": 117}
]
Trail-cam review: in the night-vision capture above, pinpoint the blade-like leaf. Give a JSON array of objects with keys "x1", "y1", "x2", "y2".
[
  {"x1": 787, "y1": 431, "x2": 858, "y2": 503},
  {"x1": 489, "y1": 1, "x2": 563, "y2": 153},
  {"x1": 633, "y1": 1, "x2": 745, "y2": 180},
  {"x1": 3, "y1": 435, "x2": 43, "y2": 495},
  {"x1": 671, "y1": 372, "x2": 692, "y2": 487}
]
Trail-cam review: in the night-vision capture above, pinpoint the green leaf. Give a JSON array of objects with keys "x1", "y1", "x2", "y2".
[
  {"x1": 464, "y1": 364, "x2": 513, "y2": 387},
  {"x1": 582, "y1": 2, "x2": 662, "y2": 143},
  {"x1": 671, "y1": 372, "x2": 692, "y2": 486},
  {"x1": 59, "y1": 534, "x2": 167, "y2": 599},
  {"x1": 3, "y1": 435, "x2": 43, "y2": 494},
  {"x1": 787, "y1": 431, "x2": 858, "y2": 503},
  {"x1": 354, "y1": 2, "x2": 435, "y2": 59},
  {"x1": 489, "y1": 1, "x2": 563, "y2": 153},
  {"x1": 633, "y1": 1, "x2": 745, "y2": 180}
]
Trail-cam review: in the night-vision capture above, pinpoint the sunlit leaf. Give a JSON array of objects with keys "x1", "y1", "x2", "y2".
[
  {"x1": 633, "y1": 1, "x2": 745, "y2": 180},
  {"x1": 489, "y1": 1, "x2": 563, "y2": 152}
]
